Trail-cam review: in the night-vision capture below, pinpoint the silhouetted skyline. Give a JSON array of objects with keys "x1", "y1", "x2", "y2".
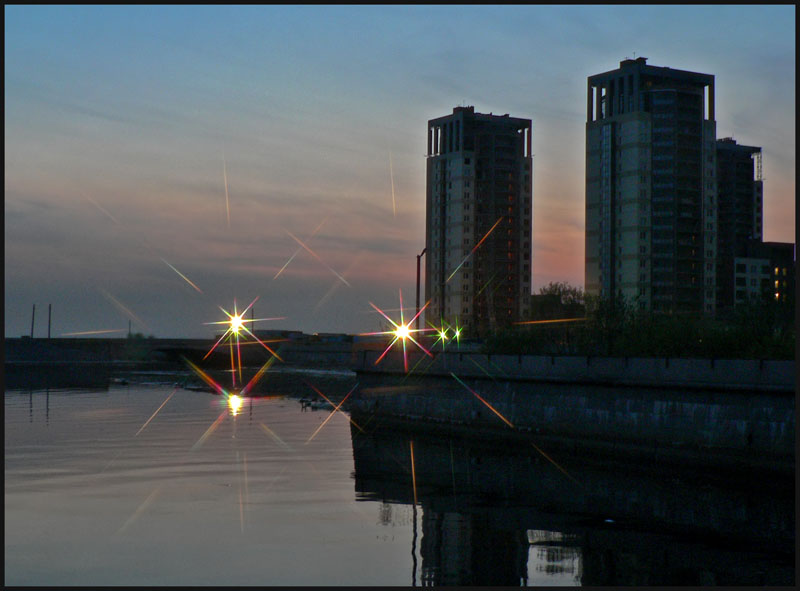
[{"x1": 5, "y1": 5, "x2": 795, "y2": 337}]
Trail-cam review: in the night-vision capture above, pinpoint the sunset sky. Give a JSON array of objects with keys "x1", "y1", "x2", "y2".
[{"x1": 5, "y1": 5, "x2": 795, "y2": 338}]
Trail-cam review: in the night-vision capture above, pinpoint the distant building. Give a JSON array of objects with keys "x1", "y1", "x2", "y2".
[
  {"x1": 731, "y1": 240, "x2": 795, "y2": 307},
  {"x1": 714, "y1": 137, "x2": 764, "y2": 311},
  {"x1": 585, "y1": 57, "x2": 717, "y2": 315},
  {"x1": 425, "y1": 106, "x2": 533, "y2": 336},
  {"x1": 311, "y1": 332, "x2": 352, "y2": 343},
  {"x1": 250, "y1": 329, "x2": 305, "y2": 341}
]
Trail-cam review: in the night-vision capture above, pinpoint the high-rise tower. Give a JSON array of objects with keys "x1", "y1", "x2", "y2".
[
  {"x1": 585, "y1": 58, "x2": 717, "y2": 314},
  {"x1": 715, "y1": 137, "x2": 764, "y2": 311},
  {"x1": 425, "y1": 106, "x2": 533, "y2": 336}
]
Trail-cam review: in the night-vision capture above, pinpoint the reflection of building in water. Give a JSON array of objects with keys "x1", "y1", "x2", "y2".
[
  {"x1": 527, "y1": 530, "x2": 582, "y2": 586},
  {"x1": 378, "y1": 502, "x2": 392, "y2": 526},
  {"x1": 351, "y1": 419, "x2": 794, "y2": 586},
  {"x1": 420, "y1": 511, "x2": 528, "y2": 586}
]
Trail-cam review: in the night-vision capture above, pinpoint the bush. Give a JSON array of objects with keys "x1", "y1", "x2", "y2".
[{"x1": 484, "y1": 284, "x2": 794, "y2": 359}]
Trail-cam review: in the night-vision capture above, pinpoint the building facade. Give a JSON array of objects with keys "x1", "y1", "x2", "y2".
[
  {"x1": 731, "y1": 240, "x2": 795, "y2": 308},
  {"x1": 714, "y1": 137, "x2": 764, "y2": 311},
  {"x1": 585, "y1": 57, "x2": 717, "y2": 315},
  {"x1": 425, "y1": 106, "x2": 533, "y2": 336}
]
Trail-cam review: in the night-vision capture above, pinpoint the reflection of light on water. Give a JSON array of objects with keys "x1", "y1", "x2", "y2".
[
  {"x1": 228, "y1": 395, "x2": 243, "y2": 416},
  {"x1": 526, "y1": 529, "x2": 582, "y2": 586}
]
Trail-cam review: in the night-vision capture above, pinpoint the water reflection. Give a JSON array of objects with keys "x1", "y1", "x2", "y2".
[
  {"x1": 6, "y1": 362, "x2": 111, "y2": 391},
  {"x1": 5, "y1": 377, "x2": 794, "y2": 586},
  {"x1": 350, "y1": 414, "x2": 794, "y2": 586},
  {"x1": 527, "y1": 530, "x2": 581, "y2": 585},
  {"x1": 7, "y1": 385, "x2": 412, "y2": 586}
]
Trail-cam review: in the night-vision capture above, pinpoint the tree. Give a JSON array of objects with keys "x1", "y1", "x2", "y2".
[{"x1": 537, "y1": 282, "x2": 585, "y2": 306}]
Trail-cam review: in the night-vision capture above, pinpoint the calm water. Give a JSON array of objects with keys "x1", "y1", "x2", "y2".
[{"x1": 5, "y1": 370, "x2": 794, "y2": 586}]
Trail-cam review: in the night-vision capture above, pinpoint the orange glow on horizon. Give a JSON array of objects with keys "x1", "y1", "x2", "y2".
[{"x1": 514, "y1": 317, "x2": 585, "y2": 326}]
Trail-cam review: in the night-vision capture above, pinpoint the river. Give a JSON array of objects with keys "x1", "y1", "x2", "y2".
[{"x1": 4, "y1": 368, "x2": 794, "y2": 585}]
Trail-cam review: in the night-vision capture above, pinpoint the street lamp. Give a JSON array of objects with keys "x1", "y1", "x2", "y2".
[{"x1": 415, "y1": 247, "x2": 427, "y2": 330}]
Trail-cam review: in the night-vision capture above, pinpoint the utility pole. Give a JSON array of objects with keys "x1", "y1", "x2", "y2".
[
  {"x1": 30, "y1": 304, "x2": 36, "y2": 338},
  {"x1": 48, "y1": 304, "x2": 52, "y2": 339},
  {"x1": 415, "y1": 247, "x2": 427, "y2": 330}
]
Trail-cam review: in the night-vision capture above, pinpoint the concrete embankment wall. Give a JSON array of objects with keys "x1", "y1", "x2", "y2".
[
  {"x1": 354, "y1": 349, "x2": 795, "y2": 392},
  {"x1": 350, "y1": 351, "x2": 795, "y2": 474}
]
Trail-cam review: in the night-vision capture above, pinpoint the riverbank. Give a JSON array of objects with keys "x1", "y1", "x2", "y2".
[
  {"x1": 4, "y1": 336, "x2": 355, "y2": 368},
  {"x1": 7, "y1": 338, "x2": 794, "y2": 393},
  {"x1": 348, "y1": 350, "x2": 795, "y2": 478},
  {"x1": 353, "y1": 349, "x2": 795, "y2": 392}
]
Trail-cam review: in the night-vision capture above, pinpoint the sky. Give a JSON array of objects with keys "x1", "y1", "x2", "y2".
[{"x1": 5, "y1": 5, "x2": 795, "y2": 338}]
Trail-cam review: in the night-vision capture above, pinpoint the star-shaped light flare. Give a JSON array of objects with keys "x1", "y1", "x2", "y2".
[
  {"x1": 361, "y1": 289, "x2": 434, "y2": 373},
  {"x1": 428, "y1": 317, "x2": 464, "y2": 351},
  {"x1": 446, "y1": 216, "x2": 504, "y2": 283},
  {"x1": 304, "y1": 382, "x2": 361, "y2": 444},
  {"x1": 203, "y1": 297, "x2": 285, "y2": 389}
]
